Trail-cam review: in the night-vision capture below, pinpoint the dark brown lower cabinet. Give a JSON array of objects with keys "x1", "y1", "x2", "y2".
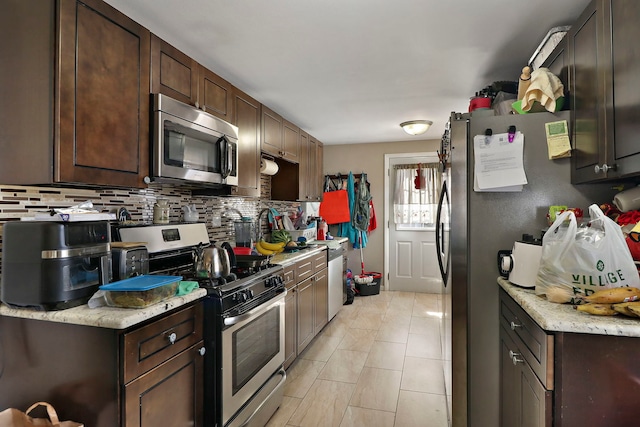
[
  {"x1": 313, "y1": 268, "x2": 328, "y2": 333},
  {"x1": 500, "y1": 288, "x2": 640, "y2": 427},
  {"x1": 283, "y1": 250, "x2": 329, "y2": 367},
  {"x1": 0, "y1": 302, "x2": 204, "y2": 427},
  {"x1": 125, "y1": 342, "x2": 204, "y2": 426},
  {"x1": 500, "y1": 325, "x2": 551, "y2": 427},
  {"x1": 296, "y1": 276, "x2": 315, "y2": 355}
]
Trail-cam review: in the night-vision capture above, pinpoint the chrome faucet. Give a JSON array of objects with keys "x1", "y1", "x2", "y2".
[
  {"x1": 255, "y1": 207, "x2": 271, "y2": 242},
  {"x1": 224, "y1": 207, "x2": 245, "y2": 220}
]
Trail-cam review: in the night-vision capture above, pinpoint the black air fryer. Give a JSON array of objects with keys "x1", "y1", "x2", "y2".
[{"x1": 1, "y1": 221, "x2": 112, "y2": 311}]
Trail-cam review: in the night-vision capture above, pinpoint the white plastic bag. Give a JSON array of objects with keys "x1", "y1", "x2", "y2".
[{"x1": 536, "y1": 204, "x2": 640, "y2": 303}]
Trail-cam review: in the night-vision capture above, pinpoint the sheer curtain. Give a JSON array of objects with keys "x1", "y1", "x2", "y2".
[{"x1": 393, "y1": 163, "x2": 444, "y2": 227}]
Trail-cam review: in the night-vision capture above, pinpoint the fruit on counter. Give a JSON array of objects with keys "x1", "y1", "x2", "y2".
[
  {"x1": 583, "y1": 287, "x2": 640, "y2": 304},
  {"x1": 612, "y1": 301, "x2": 640, "y2": 317},
  {"x1": 543, "y1": 285, "x2": 575, "y2": 304},
  {"x1": 259, "y1": 240, "x2": 286, "y2": 251},
  {"x1": 255, "y1": 240, "x2": 284, "y2": 255},
  {"x1": 286, "y1": 241, "x2": 298, "y2": 247},
  {"x1": 255, "y1": 241, "x2": 275, "y2": 255},
  {"x1": 576, "y1": 303, "x2": 618, "y2": 316},
  {"x1": 271, "y1": 230, "x2": 292, "y2": 244}
]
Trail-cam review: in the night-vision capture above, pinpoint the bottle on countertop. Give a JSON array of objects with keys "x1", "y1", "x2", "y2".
[{"x1": 317, "y1": 219, "x2": 328, "y2": 240}]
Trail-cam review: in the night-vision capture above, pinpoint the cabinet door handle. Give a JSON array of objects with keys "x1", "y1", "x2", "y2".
[
  {"x1": 198, "y1": 346, "x2": 206, "y2": 356},
  {"x1": 594, "y1": 163, "x2": 617, "y2": 174},
  {"x1": 167, "y1": 332, "x2": 177, "y2": 345},
  {"x1": 509, "y1": 350, "x2": 524, "y2": 365},
  {"x1": 510, "y1": 321, "x2": 522, "y2": 330}
]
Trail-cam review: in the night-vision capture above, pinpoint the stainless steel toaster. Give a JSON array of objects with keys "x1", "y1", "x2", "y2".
[{"x1": 111, "y1": 245, "x2": 149, "y2": 281}]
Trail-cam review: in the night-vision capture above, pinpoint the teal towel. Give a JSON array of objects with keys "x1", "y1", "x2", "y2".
[{"x1": 177, "y1": 281, "x2": 199, "y2": 296}]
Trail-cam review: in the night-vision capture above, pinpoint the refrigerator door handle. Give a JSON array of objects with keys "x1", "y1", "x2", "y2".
[{"x1": 435, "y1": 181, "x2": 450, "y2": 286}]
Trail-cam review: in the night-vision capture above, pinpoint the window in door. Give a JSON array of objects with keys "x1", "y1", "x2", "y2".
[{"x1": 393, "y1": 163, "x2": 449, "y2": 230}]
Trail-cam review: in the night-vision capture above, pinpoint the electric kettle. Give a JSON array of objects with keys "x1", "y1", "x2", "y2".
[{"x1": 498, "y1": 234, "x2": 543, "y2": 288}]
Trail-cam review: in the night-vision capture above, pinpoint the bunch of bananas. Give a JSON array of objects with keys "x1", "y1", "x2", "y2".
[
  {"x1": 575, "y1": 287, "x2": 640, "y2": 316},
  {"x1": 255, "y1": 240, "x2": 286, "y2": 255}
]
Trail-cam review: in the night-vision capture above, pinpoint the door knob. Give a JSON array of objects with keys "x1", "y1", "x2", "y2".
[{"x1": 167, "y1": 332, "x2": 177, "y2": 344}]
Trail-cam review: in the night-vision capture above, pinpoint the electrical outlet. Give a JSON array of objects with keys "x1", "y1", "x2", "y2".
[{"x1": 211, "y1": 216, "x2": 222, "y2": 227}]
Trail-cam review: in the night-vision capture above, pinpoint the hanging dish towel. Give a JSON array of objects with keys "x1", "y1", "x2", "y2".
[{"x1": 338, "y1": 172, "x2": 364, "y2": 247}]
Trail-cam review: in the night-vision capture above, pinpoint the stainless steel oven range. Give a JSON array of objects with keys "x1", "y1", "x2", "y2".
[{"x1": 113, "y1": 222, "x2": 286, "y2": 427}]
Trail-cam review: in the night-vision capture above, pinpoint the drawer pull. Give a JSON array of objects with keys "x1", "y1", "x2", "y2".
[
  {"x1": 167, "y1": 332, "x2": 177, "y2": 345},
  {"x1": 198, "y1": 346, "x2": 206, "y2": 356},
  {"x1": 510, "y1": 321, "x2": 522, "y2": 330},
  {"x1": 509, "y1": 350, "x2": 524, "y2": 365}
]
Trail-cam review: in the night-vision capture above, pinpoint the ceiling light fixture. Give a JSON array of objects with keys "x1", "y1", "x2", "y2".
[{"x1": 400, "y1": 120, "x2": 433, "y2": 136}]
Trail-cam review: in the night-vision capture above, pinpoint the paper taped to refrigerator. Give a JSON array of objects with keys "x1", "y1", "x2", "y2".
[{"x1": 473, "y1": 132, "x2": 527, "y2": 191}]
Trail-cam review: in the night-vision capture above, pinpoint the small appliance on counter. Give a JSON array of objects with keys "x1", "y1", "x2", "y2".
[
  {"x1": 498, "y1": 234, "x2": 543, "y2": 289},
  {"x1": 111, "y1": 242, "x2": 149, "y2": 281},
  {"x1": 1, "y1": 221, "x2": 112, "y2": 311}
]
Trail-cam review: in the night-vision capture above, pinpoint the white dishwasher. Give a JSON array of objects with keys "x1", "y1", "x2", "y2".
[{"x1": 327, "y1": 241, "x2": 347, "y2": 320}]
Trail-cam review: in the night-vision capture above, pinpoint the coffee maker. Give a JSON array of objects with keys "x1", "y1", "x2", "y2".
[{"x1": 1, "y1": 221, "x2": 112, "y2": 310}]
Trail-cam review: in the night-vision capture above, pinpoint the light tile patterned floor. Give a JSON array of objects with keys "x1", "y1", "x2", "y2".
[{"x1": 266, "y1": 290, "x2": 450, "y2": 427}]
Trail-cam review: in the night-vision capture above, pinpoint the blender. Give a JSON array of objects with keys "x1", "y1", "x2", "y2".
[{"x1": 234, "y1": 217, "x2": 254, "y2": 248}]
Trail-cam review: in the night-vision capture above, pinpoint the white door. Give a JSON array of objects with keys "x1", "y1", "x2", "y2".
[{"x1": 385, "y1": 154, "x2": 443, "y2": 293}]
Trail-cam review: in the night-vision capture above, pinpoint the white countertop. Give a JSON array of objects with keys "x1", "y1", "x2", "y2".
[
  {"x1": 0, "y1": 288, "x2": 207, "y2": 330},
  {"x1": 498, "y1": 277, "x2": 640, "y2": 337}
]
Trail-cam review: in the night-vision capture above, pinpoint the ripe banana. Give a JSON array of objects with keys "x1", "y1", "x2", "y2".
[
  {"x1": 625, "y1": 304, "x2": 640, "y2": 318},
  {"x1": 612, "y1": 301, "x2": 640, "y2": 318},
  {"x1": 259, "y1": 240, "x2": 286, "y2": 251},
  {"x1": 584, "y1": 287, "x2": 640, "y2": 304},
  {"x1": 576, "y1": 303, "x2": 618, "y2": 316},
  {"x1": 255, "y1": 241, "x2": 276, "y2": 256}
]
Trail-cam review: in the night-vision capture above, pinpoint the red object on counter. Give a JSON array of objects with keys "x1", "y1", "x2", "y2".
[
  {"x1": 233, "y1": 247, "x2": 252, "y2": 255},
  {"x1": 317, "y1": 219, "x2": 328, "y2": 240}
]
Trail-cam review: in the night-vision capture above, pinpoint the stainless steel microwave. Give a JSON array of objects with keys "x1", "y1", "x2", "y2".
[{"x1": 151, "y1": 93, "x2": 239, "y2": 187}]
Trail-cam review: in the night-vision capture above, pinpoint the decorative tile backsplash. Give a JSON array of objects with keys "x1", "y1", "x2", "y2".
[{"x1": 0, "y1": 176, "x2": 299, "y2": 275}]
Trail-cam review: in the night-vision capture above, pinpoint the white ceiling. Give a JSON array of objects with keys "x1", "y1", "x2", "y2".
[{"x1": 104, "y1": 0, "x2": 589, "y2": 145}]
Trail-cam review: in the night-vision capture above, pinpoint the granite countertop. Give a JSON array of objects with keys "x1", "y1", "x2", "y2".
[
  {"x1": 498, "y1": 277, "x2": 640, "y2": 337},
  {"x1": 0, "y1": 288, "x2": 207, "y2": 330},
  {"x1": 270, "y1": 244, "x2": 327, "y2": 266}
]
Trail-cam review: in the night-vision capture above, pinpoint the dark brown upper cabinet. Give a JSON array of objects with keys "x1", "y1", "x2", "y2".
[
  {"x1": 569, "y1": 0, "x2": 640, "y2": 183},
  {"x1": 1, "y1": 0, "x2": 150, "y2": 188},
  {"x1": 261, "y1": 106, "x2": 299, "y2": 163},
  {"x1": 151, "y1": 34, "x2": 198, "y2": 106},
  {"x1": 150, "y1": 34, "x2": 233, "y2": 123},
  {"x1": 230, "y1": 87, "x2": 261, "y2": 197}
]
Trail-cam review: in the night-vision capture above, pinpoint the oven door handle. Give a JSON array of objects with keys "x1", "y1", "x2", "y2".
[{"x1": 223, "y1": 289, "x2": 287, "y2": 327}]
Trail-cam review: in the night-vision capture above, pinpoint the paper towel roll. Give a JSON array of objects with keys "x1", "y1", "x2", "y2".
[
  {"x1": 613, "y1": 186, "x2": 640, "y2": 212},
  {"x1": 260, "y1": 158, "x2": 279, "y2": 175}
]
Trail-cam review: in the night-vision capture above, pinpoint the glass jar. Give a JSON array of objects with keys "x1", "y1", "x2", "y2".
[{"x1": 153, "y1": 198, "x2": 170, "y2": 224}]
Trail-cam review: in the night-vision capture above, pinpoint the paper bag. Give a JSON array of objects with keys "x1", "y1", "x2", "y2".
[{"x1": 0, "y1": 402, "x2": 83, "y2": 427}]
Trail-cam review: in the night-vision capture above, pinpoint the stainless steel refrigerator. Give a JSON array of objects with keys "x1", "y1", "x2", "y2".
[{"x1": 437, "y1": 110, "x2": 617, "y2": 427}]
